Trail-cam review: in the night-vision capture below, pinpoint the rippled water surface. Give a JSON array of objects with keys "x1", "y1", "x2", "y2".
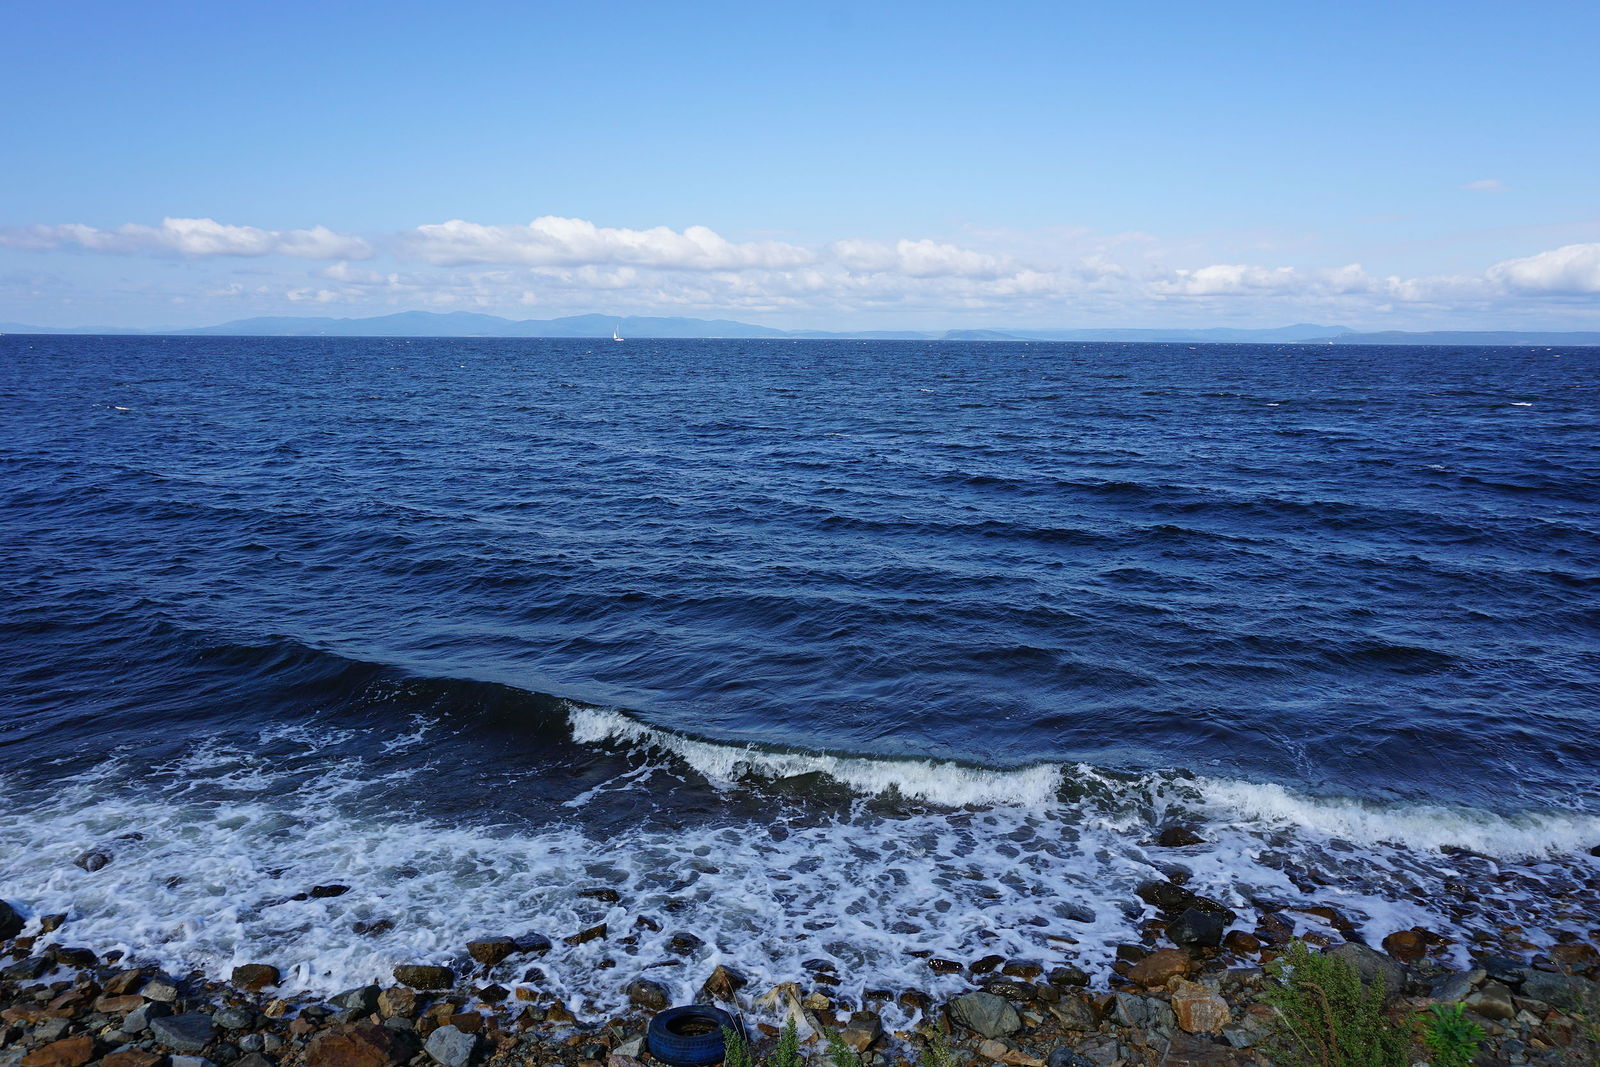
[{"x1": 2, "y1": 335, "x2": 1597, "y2": 1007}]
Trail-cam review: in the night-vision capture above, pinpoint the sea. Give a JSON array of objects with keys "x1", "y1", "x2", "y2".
[{"x1": 1, "y1": 334, "x2": 1597, "y2": 1015}]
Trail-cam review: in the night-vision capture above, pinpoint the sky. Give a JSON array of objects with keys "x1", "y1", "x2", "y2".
[{"x1": 3, "y1": 0, "x2": 1599, "y2": 331}]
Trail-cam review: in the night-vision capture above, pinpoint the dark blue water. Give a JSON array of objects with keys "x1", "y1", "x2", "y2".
[{"x1": 1, "y1": 334, "x2": 1596, "y2": 1004}]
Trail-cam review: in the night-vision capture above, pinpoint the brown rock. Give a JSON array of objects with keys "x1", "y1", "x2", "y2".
[
  {"x1": 927, "y1": 957, "x2": 964, "y2": 973},
  {"x1": 564, "y1": 924, "x2": 607, "y2": 947},
  {"x1": 1156, "y1": 825, "x2": 1205, "y2": 847},
  {"x1": 101, "y1": 1051, "x2": 163, "y2": 1067},
  {"x1": 1126, "y1": 948, "x2": 1192, "y2": 989},
  {"x1": 305, "y1": 1023, "x2": 421, "y2": 1067},
  {"x1": 898, "y1": 990, "x2": 932, "y2": 1013},
  {"x1": 699, "y1": 963, "x2": 748, "y2": 1002},
  {"x1": 839, "y1": 1011, "x2": 883, "y2": 1053},
  {"x1": 1170, "y1": 980, "x2": 1230, "y2": 1034},
  {"x1": 103, "y1": 969, "x2": 146, "y2": 996},
  {"x1": 231, "y1": 964, "x2": 281, "y2": 991},
  {"x1": 1549, "y1": 942, "x2": 1599, "y2": 972},
  {"x1": 448, "y1": 1012, "x2": 484, "y2": 1033},
  {"x1": 1000, "y1": 960, "x2": 1044, "y2": 980},
  {"x1": 39, "y1": 914, "x2": 67, "y2": 933},
  {"x1": 625, "y1": 978, "x2": 669, "y2": 1011},
  {"x1": 544, "y1": 1001, "x2": 576, "y2": 1026},
  {"x1": 1381, "y1": 929, "x2": 1427, "y2": 963},
  {"x1": 377, "y1": 986, "x2": 418, "y2": 1018},
  {"x1": 970, "y1": 954, "x2": 1006, "y2": 974},
  {"x1": 975, "y1": 1040, "x2": 1043, "y2": 1067},
  {"x1": 1256, "y1": 913, "x2": 1294, "y2": 946},
  {"x1": 392, "y1": 964, "x2": 456, "y2": 990},
  {"x1": 1222, "y1": 930, "x2": 1261, "y2": 955},
  {"x1": 21, "y1": 1036, "x2": 95, "y2": 1067},
  {"x1": 467, "y1": 938, "x2": 517, "y2": 966},
  {"x1": 93, "y1": 994, "x2": 145, "y2": 1014}
]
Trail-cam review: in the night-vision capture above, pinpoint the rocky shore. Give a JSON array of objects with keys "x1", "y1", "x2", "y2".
[{"x1": 4, "y1": 881, "x2": 1599, "y2": 1067}]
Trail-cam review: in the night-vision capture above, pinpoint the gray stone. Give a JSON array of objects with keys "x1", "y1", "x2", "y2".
[
  {"x1": 947, "y1": 991, "x2": 1023, "y2": 1039},
  {"x1": 238, "y1": 1034, "x2": 264, "y2": 1053},
  {"x1": 142, "y1": 976, "x2": 182, "y2": 1003},
  {"x1": 614, "y1": 1036, "x2": 645, "y2": 1059},
  {"x1": 1325, "y1": 943, "x2": 1407, "y2": 997},
  {"x1": 1519, "y1": 971, "x2": 1592, "y2": 1012},
  {"x1": 1111, "y1": 993, "x2": 1175, "y2": 1035},
  {"x1": 126, "y1": 1002, "x2": 174, "y2": 1033},
  {"x1": 75, "y1": 849, "x2": 112, "y2": 872},
  {"x1": 1429, "y1": 968, "x2": 1484, "y2": 1003},
  {"x1": 331, "y1": 985, "x2": 381, "y2": 1014},
  {"x1": 1046, "y1": 1050, "x2": 1095, "y2": 1067},
  {"x1": 424, "y1": 1025, "x2": 478, "y2": 1067},
  {"x1": 170, "y1": 1058, "x2": 216, "y2": 1067},
  {"x1": 261, "y1": 1035, "x2": 283, "y2": 1053},
  {"x1": 1465, "y1": 981, "x2": 1516, "y2": 1021},
  {"x1": 237, "y1": 1055, "x2": 274, "y2": 1067},
  {"x1": 215, "y1": 1008, "x2": 254, "y2": 1030},
  {"x1": 34, "y1": 1018, "x2": 71, "y2": 1043},
  {"x1": 151, "y1": 1012, "x2": 217, "y2": 1052},
  {"x1": 1047, "y1": 998, "x2": 1097, "y2": 1031}
]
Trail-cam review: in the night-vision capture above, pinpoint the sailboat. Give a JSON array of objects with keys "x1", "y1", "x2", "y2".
[{"x1": 613, "y1": 323, "x2": 624, "y2": 342}]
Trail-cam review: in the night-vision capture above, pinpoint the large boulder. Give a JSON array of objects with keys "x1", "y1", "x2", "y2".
[
  {"x1": 948, "y1": 991, "x2": 1022, "y2": 1039},
  {"x1": 1520, "y1": 971, "x2": 1593, "y2": 1013},
  {"x1": 231, "y1": 964, "x2": 280, "y2": 991},
  {"x1": 1168, "y1": 908, "x2": 1226, "y2": 949},
  {"x1": 1325, "y1": 943, "x2": 1407, "y2": 998},
  {"x1": 306, "y1": 1024, "x2": 422, "y2": 1067},
  {"x1": 466, "y1": 938, "x2": 517, "y2": 966},
  {"x1": 625, "y1": 978, "x2": 669, "y2": 1012}
]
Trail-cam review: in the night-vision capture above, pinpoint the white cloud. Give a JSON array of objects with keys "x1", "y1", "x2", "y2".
[
  {"x1": 827, "y1": 237, "x2": 1016, "y2": 278},
  {"x1": 405, "y1": 216, "x2": 815, "y2": 270},
  {"x1": 0, "y1": 217, "x2": 371, "y2": 259},
  {"x1": 1463, "y1": 179, "x2": 1508, "y2": 193},
  {"x1": 1486, "y1": 243, "x2": 1600, "y2": 294},
  {"x1": 1154, "y1": 262, "x2": 1374, "y2": 297}
]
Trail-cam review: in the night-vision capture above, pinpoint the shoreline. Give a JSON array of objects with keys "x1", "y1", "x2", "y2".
[{"x1": 5, "y1": 882, "x2": 1599, "y2": 1067}]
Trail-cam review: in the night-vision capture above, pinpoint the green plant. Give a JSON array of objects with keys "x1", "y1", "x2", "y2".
[
  {"x1": 1418, "y1": 1003, "x2": 1483, "y2": 1067},
  {"x1": 772, "y1": 1019, "x2": 804, "y2": 1067},
  {"x1": 723, "y1": 1026, "x2": 755, "y2": 1067},
  {"x1": 1262, "y1": 940, "x2": 1410, "y2": 1067},
  {"x1": 824, "y1": 1030, "x2": 860, "y2": 1067},
  {"x1": 920, "y1": 1030, "x2": 957, "y2": 1067}
]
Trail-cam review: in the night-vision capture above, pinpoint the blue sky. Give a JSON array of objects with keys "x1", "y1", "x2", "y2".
[{"x1": 4, "y1": 0, "x2": 1598, "y2": 330}]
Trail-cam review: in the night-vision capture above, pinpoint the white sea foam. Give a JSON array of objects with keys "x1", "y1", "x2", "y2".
[{"x1": 0, "y1": 717, "x2": 1594, "y2": 1024}]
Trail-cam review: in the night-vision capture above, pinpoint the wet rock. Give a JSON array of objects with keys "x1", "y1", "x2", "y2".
[
  {"x1": 1047, "y1": 964, "x2": 1089, "y2": 988},
  {"x1": 1127, "y1": 948, "x2": 1191, "y2": 989},
  {"x1": 1255, "y1": 913, "x2": 1294, "y2": 946},
  {"x1": 1169, "y1": 908, "x2": 1226, "y2": 949},
  {"x1": 330, "y1": 986, "x2": 381, "y2": 1017},
  {"x1": 948, "y1": 991, "x2": 1022, "y2": 1039},
  {"x1": 466, "y1": 938, "x2": 516, "y2": 967},
  {"x1": 20, "y1": 1036, "x2": 96, "y2": 1067},
  {"x1": 666, "y1": 932, "x2": 703, "y2": 955},
  {"x1": 1222, "y1": 930, "x2": 1260, "y2": 955},
  {"x1": 579, "y1": 888, "x2": 621, "y2": 903},
  {"x1": 1325, "y1": 943, "x2": 1406, "y2": 996},
  {"x1": 151, "y1": 1013, "x2": 216, "y2": 1052},
  {"x1": 1, "y1": 956, "x2": 49, "y2": 980},
  {"x1": 565, "y1": 923, "x2": 608, "y2": 947},
  {"x1": 125, "y1": 1002, "x2": 173, "y2": 1033},
  {"x1": 698, "y1": 964, "x2": 748, "y2": 1002},
  {"x1": 47, "y1": 945, "x2": 97, "y2": 968},
  {"x1": 1474, "y1": 955, "x2": 1526, "y2": 987},
  {"x1": 898, "y1": 990, "x2": 933, "y2": 1014},
  {"x1": 1156, "y1": 825, "x2": 1205, "y2": 848},
  {"x1": 1550, "y1": 942, "x2": 1600, "y2": 972},
  {"x1": 1465, "y1": 981, "x2": 1516, "y2": 1021},
  {"x1": 970, "y1": 954, "x2": 1006, "y2": 974},
  {"x1": 475, "y1": 983, "x2": 508, "y2": 1004},
  {"x1": 839, "y1": 1011, "x2": 883, "y2": 1053},
  {"x1": 74, "y1": 850, "x2": 112, "y2": 872},
  {"x1": 1135, "y1": 880, "x2": 1195, "y2": 913},
  {"x1": 392, "y1": 965, "x2": 455, "y2": 991},
  {"x1": 350, "y1": 919, "x2": 394, "y2": 937},
  {"x1": 306, "y1": 1023, "x2": 422, "y2": 1067},
  {"x1": 510, "y1": 933, "x2": 550, "y2": 956},
  {"x1": 1001, "y1": 960, "x2": 1045, "y2": 980},
  {"x1": 231, "y1": 964, "x2": 280, "y2": 991},
  {"x1": 1170, "y1": 980, "x2": 1230, "y2": 1034},
  {"x1": 625, "y1": 978, "x2": 669, "y2": 1012},
  {"x1": 1519, "y1": 971, "x2": 1591, "y2": 1012},
  {"x1": 424, "y1": 1025, "x2": 478, "y2": 1067},
  {"x1": 0, "y1": 900, "x2": 25, "y2": 940},
  {"x1": 1380, "y1": 929, "x2": 1427, "y2": 963},
  {"x1": 927, "y1": 957, "x2": 964, "y2": 974}
]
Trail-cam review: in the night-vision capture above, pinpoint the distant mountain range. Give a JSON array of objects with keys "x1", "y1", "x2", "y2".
[{"x1": 3, "y1": 312, "x2": 1598, "y2": 345}]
